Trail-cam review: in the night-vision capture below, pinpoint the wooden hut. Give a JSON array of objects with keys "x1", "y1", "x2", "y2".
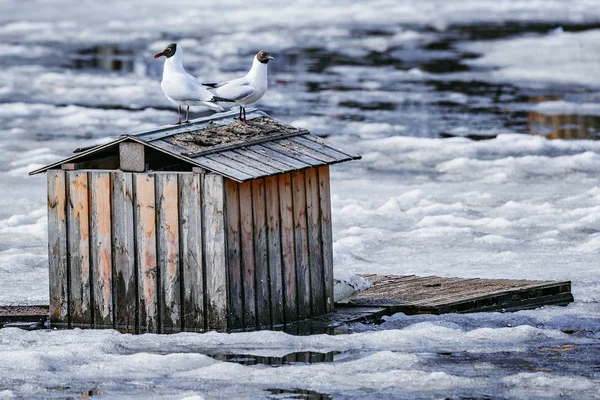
[{"x1": 30, "y1": 109, "x2": 360, "y2": 333}]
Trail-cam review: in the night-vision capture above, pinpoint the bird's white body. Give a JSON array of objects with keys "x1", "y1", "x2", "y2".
[
  {"x1": 160, "y1": 48, "x2": 224, "y2": 112},
  {"x1": 208, "y1": 55, "x2": 269, "y2": 107}
]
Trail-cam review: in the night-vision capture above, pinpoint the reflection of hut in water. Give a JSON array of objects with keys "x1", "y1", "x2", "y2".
[{"x1": 528, "y1": 96, "x2": 599, "y2": 140}]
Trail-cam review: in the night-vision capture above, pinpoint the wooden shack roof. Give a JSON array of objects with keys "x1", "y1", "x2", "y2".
[{"x1": 29, "y1": 109, "x2": 361, "y2": 182}]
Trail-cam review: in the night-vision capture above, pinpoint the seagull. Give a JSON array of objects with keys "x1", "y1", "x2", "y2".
[
  {"x1": 202, "y1": 50, "x2": 274, "y2": 124},
  {"x1": 154, "y1": 42, "x2": 229, "y2": 124}
]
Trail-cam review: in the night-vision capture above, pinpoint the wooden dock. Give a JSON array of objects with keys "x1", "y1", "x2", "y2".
[
  {"x1": 339, "y1": 274, "x2": 573, "y2": 315},
  {"x1": 1, "y1": 274, "x2": 573, "y2": 331}
]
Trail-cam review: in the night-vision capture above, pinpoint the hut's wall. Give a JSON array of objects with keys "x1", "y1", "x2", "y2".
[
  {"x1": 46, "y1": 170, "x2": 228, "y2": 332},
  {"x1": 47, "y1": 166, "x2": 334, "y2": 332},
  {"x1": 224, "y1": 166, "x2": 334, "y2": 329}
]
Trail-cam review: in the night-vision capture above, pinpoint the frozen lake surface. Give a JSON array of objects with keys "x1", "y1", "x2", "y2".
[{"x1": 1, "y1": 0, "x2": 599, "y2": 398}]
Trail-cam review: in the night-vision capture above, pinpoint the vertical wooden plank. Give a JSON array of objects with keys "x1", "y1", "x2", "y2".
[
  {"x1": 134, "y1": 174, "x2": 158, "y2": 333},
  {"x1": 252, "y1": 178, "x2": 270, "y2": 327},
  {"x1": 47, "y1": 170, "x2": 68, "y2": 325},
  {"x1": 67, "y1": 171, "x2": 91, "y2": 326},
  {"x1": 112, "y1": 171, "x2": 136, "y2": 331},
  {"x1": 156, "y1": 173, "x2": 181, "y2": 333},
  {"x1": 224, "y1": 179, "x2": 243, "y2": 329},
  {"x1": 305, "y1": 168, "x2": 326, "y2": 316},
  {"x1": 179, "y1": 173, "x2": 204, "y2": 331},
  {"x1": 318, "y1": 166, "x2": 334, "y2": 312},
  {"x1": 278, "y1": 173, "x2": 297, "y2": 323},
  {"x1": 265, "y1": 176, "x2": 283, "y2": 325},
  {"x1": 203, "y1": 174, "x2": 228, "y2": 330},
  {"x1": 291, "y1": 170, "x2": 311, "y2": 319},
  {"x1": 89, "y1": 172, "x2": 113, "y2": 327},
  {"x1": 238, "y1": 181, "x2": 256, "y2": 327}
]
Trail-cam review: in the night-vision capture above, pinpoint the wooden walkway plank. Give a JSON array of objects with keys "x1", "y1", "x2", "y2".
[
  {"x1": 134, "y1": 174, "x2": 158, "y2": 333},
  {"x1": 179, "y1": 173, "x2": 204, "y2": 331},
  {"x1": 112, "y1": 171, "x2": 136, "y2": 331},
  {"x1": 47, "y1": 170, "x2": 68, "y2": 324},
  {"x1": 156, "y1": 173, "x2": 181, "y2": 333},
  {"x1": 89, "y1": 172, "x2": 113, "y2": 327},
  {"x1": 344, "y1": 274, "x2": 574, "y2": 315},
  {"x1": 67, "y1": 172, "x2": 91, "y2": 326}
]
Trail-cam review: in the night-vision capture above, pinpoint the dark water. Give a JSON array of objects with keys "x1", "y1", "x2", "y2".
[{"x1": 58, "y1": 22, "x2": 600, "y2": 141}]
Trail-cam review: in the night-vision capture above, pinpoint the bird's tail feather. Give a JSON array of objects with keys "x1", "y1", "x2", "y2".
[{"x1": 211, "y1": 95, "x2": 236, "y2": 103}]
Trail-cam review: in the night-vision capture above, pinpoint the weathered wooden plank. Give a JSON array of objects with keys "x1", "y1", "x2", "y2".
[
  {"x1": 119, "y1": 142, "x2": 145, "y2": 172},
  {"x1": 252, "y1": 178, "x2": 271, "y2": 327},
  {"x1": 220, "y1": 151, "x2": 281, "y2": 175},
  {"x1": 179, "y1": 173, "x2": 204, "y2": 331},
  {"x1": 47, "y1": 170, "x2": 68, "y2": 324},
  {"x1": 283, "y1": 138, "x2": 338, "y2": 163},
  {"x1": 302, "y1": 135, "x2": 357, "y2": 158},
  {"x1": 305, "y1": 168, "x2": 325, "y2": 316},
  {"x1": 239, "y1": 181, "x2": 256, "y2": 327},
  {"x1": 291, "y1": 136, "x2": 351, "y2": 161},
  {"x1": 291, "y1": 170, "x2": 311, "y2": 319},
  {"x1": 156, "y1": 173, "x2": 181, "y2": 333},
  {"x1": 278, "y1": 173, "x2": 297, "y2": 322},
  {"x1": 205, "y1": 153, "x2": 269, "y2": 177},
  {"x1": 262, "y1": 142, "x2": 325, "y2": 167},
  {"x1": 192, "y1": 157, "x2": 254, "y2": 182},
  {"x1": 134, "y1": 174, "x2": 158, "y2": 333},
  {"x1": 344, "y1": 275, "x2": 574, "y2": 315},
  {"x1": 318, "y1": 166, "x2": 334, "y2": 312},
  {"x1": 89, "y1": 172, "x2": 113, "y2": 327},
  {"x1": 254, "y1": 145, "x2": 312, "y2": 170},
  {"x1": 234, "y1": 148, "x2": 296, "y2": 172},
  {"x1": 224, "y1": 179, "x2": 243, "y2": 329},
  {"x1": 67, "y1": 171, "x2": 91, "y2": 326},
  {"x1": 265, "y1": 175, "x2": 284, "y2": 325},
  {"x1": 203, "y1": 174, "x2": 228, "y2": 330},
  {"x1": 111, "y1": 171, "x2": 136, "y2": 331}
]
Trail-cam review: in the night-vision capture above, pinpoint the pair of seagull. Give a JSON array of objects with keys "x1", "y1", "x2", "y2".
[{"x1": 153, "y1": 42, "x2": 274, "y2": 124}]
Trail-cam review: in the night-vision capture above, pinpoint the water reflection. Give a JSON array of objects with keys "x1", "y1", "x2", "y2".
[
  {"x1": 209, "y1": 351, "x2": 338, "y2": 366},
  {"x1": 528, "y1": 95, "x2": 600, "y2": 140},
  {"x1": 267, "y1": 388, "x2": 332, "y2": 400},
  {"x1": 71, "y1": 46, "x2": 138, "y2": 73}
]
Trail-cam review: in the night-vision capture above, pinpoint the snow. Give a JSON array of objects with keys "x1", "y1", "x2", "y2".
[{"x1": 1, "y1": 0, "x2": 600, "y2": 398}]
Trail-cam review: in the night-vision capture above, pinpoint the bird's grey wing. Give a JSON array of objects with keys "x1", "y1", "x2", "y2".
[
  {"x1": 213, "y1": 84, "x2": 255, "y2": 102},
  {"x1": 202, "y1": 81, "x2": 227, "y2": 88}
]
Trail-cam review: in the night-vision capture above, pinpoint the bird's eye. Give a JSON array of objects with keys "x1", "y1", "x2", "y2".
[
  {"x1": 166, "y1": 48, "x2": 171, "y2": 52},
  {"x1": 261, "y1": 52, "x2": 265, "y2": 56}
]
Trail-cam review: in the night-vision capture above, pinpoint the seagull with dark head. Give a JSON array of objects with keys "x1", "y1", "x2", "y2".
[
  {"x1": 154, "y1": 42, "x2": 229, "y2": 124},
  {"x1": 203, "y1": 50, "x2": 274, "y2": 124}
]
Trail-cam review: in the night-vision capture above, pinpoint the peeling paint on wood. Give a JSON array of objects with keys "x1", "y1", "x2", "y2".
[
  {"x1": 156, "y1": 173, "x2": 181, "y2": 332},
  {"x1": 134, "y1": 174, "x2": 158, "y2": 333},
  {"x1": 90, "y1": 172, "x2": 113, "y2": 327},
  {"x1": 112, "y1": 171, "x2": 136, "y2": 331},
  {"x1": 203, "y1": 174, "x2": 228, "y2": 330},
  {"x1": 278, "y1": 173, "x2": 297, "y2": 323},
  {"x1": 47, "y1": 170, "x2": 68, "y2": 323},
  {"x1": 67, "y1": 172, "x2": 91, "y2": 326},
  {"x1": 179, "y1": 173, "x2": 204, "y2": 331}
]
